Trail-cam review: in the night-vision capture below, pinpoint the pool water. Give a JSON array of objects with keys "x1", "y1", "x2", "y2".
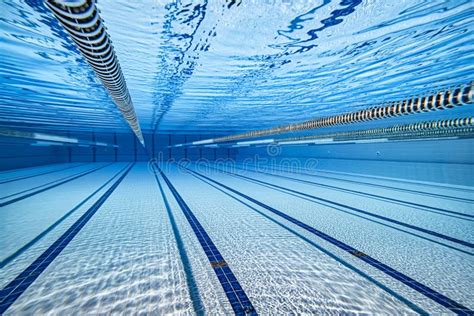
[
  {"x1": 1, "y1": 0, "x2": 473, "y2": 315},
  {"x1": 0, "y1": 162, "x2": 473, "y2": 314}
]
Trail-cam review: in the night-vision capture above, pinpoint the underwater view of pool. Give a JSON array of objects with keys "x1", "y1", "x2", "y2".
[{"x1": 0, "y1": 0, "x2": 473, "y2": 314}]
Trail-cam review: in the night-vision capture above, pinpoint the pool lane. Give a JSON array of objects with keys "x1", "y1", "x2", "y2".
[
  {"x1": 0, "y1": 163, "x2": 204, "y2": 315},
  {"x1": 156, "y1": 164, "x2": 257, "y2": 315},
  {"x1": 316, "y1": 168, "x2": 474, "y2": 195},
  {"x1": 208, "y1": 163, "x2": 474, "y2": 248},
  {"x1": 207, "y1": 164, "x2": 474, "y2": 249},
  {"x1": 244, "y1": 164, "x2": 474, "y2": 204},
  {"x1": 1, "y1": 162, "x2": 470, "y2": 314},
  {"x1": 0, "y1": 163, "x2": 112, "y2": 207},
  {"x1": 153, "y1": 169, "x2": 205, "y2": 314},
  {"x1": 0, "y1": 164, "x2": 131, "y2": 269},
  {"x1": 0, "y1": 164, "x2": 134, "y2": 314},
  {"x1": 183, "y1": 164, "x2": 474, "y2": 314},
  {"x1": 0, "y1": 163, "x2": 105, "y2": 198},
  {"x1": 0, "y1": 163, "x2": 127, "y2": 267},
  {"x1": 0, "y1": 163, "x2": 85, "y2": 185},
  {"x1": 0, "y1": 164, "x2": 78, "y2": 179},
  {"x1": 163, "y1": 164, "x2": 420, "y2": 314},
  {"x1": 156, "y1": 167, "x2": 239, "y2": 315},
  {"x1": 231, "y1": 164, "x2": 473, "y2": 220}
]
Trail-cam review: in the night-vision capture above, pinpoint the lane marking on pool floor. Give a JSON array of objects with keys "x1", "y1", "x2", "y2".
[
  {"x1": 154, "y1": 164, "x2": 257, "y2": 315},
  {"x1": 153, "y1": 169, "x2": 205, "y2": 315},
  {"x1": 240, "y1": 163, "x2": 474, "y2": 204},
  {"x1": 0, "y1": 163, "x2": 135, "y2": 314},
  {"x1": 203, "y1": 165, "x2": 471, "y2": 256},
  {"x1": 0, "y1": 163, "x2": 132, "y2": 269},
  {"x1": 0, "y1": 163, "x2": 114, "y2": 207},
  {"x1": 204, "y1": 164, "x2": 474, "y2": 249},
  {"x1": 0, "y1": 163, "x2": 87, "y2": 185},
  {"x1": 182, "y1": 165, "x2": 473, "y2": 315},
  {"x1": 315, "y1": 167, "x2": 474, "y2": 194},
  {"x1": 0, "y1": 163, "x2": 111, "y2": 200},
  {"x1": 229, "y1": 164, "x2": 473, "y2": 220},
  {"x1": 185, "y1": 168, "x2": 428, "y2": 315}
]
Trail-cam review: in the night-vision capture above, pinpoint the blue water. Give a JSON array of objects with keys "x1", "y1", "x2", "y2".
[
  {"x1": 0, "y1": 0, "x2": 473, "y2": 315},
  {"x1": 1, "y1": 0, "x2": 473, "y2": 133}
]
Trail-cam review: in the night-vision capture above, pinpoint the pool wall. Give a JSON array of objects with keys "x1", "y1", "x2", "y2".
[{"x1": 0, "y1": 132, "x2": 238, "y2": 171}]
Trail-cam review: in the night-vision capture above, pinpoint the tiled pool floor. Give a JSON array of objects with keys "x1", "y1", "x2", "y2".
[{"x1": 0, "y1": 163, "x2": 473, "y2": 314}]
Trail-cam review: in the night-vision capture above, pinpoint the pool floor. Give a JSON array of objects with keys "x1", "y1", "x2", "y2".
[{"x1": 0, "y1": 162, "x2": 473, "y2": 314}]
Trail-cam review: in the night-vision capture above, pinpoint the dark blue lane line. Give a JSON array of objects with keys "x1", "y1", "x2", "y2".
[
  {"x1": 0, "y1": 163, "x2": 113, "y2": 207},
  {"x1": 185, "y1": 169, "x2": 428, "y2": 315},
  {"x1": 241, "y1": 164, "x2": 474, "y2": 204},
  {"x1": 0, "y1": 163, "x2": 87, "y2": 185},
  {"x1": 318, "y1": 168, "x2": 474, "y2": 194},
  {"x1": 206, "y1": 166, "x2": 472, "y2": 256},
  {"x1": 0, "y1": 163, "x2": 131, "y2": 269},
  {"x1": 258, "y1": 164, "x2": 474, "y2": 193},
  {"x1": 0, "y1": 163, "x2": 111, "y2": 200},
  {"x1": 0, "y1": 163, "x2": 134, "y2": 314},
  {"x1": 155, "y1": 164, "x2": 257, "y2": 315},
  {"x1": 208, "y1": 166, "x2": 474, "y2": 249},
  {"x1": 153, "y1": 171, "x2": 205, "y2": 315},
  {"x1": 183, "y1": 166, "x2": 473, "y2": 315},
  {"x1": 231, "y1": 165, "x2": 473, "y2": 220},
  {"x1": 0, "y1": 165, "x2": 57, "y2": 175}
]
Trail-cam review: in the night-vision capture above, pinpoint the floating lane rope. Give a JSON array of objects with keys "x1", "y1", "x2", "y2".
[
  {"x1": 274, "y1": 117, "x2": 474, "y2": 144},
  {"x1": 186, "y1": 82, "x2": 473, "y2": 146},
  {"x1": 45, "y1": 0, "x2": 145, "y2": 146}
]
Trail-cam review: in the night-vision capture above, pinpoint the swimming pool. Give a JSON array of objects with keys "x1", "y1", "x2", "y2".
[{"x1": 1, "y1": 0, "x2": 473, "y2": 314}]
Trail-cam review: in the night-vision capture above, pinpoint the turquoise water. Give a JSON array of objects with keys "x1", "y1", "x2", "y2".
[
  {"x1": 0, "y1": 0, "x2": 473, "y2": 315},
  {"x1": 1, "y1": 0, "x2": 473, "y2": 133}
]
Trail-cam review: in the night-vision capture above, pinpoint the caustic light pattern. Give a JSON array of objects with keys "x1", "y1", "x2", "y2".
[{"x1": 0, "y1": 0, "x2": 473, "y2": 315}]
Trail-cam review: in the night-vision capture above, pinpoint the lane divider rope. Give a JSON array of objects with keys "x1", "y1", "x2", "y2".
[
  {"x1": 183, "y1": 82, "x2": 473, "y2": 146},
  {"x1": 44, "y1": 0, "x2": 144, "y2": 145}
]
